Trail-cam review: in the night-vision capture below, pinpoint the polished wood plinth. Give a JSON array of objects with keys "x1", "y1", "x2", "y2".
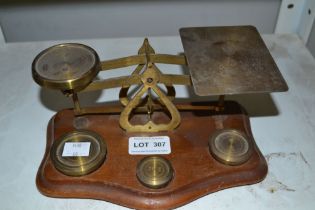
[{"x1": 36, "y1": 101, "x2": 267, "y2": 210}]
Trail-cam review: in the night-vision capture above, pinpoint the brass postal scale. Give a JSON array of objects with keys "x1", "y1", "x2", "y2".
[{"x1": 32, "y1": 26, "x2": 288, "y2": 209}]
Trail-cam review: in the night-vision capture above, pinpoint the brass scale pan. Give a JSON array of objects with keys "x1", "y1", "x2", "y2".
[{"x1": 32, "y1": 43, "x2": 101, "y2": 91}]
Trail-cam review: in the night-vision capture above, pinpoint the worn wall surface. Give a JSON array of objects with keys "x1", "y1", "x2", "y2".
[{"x1": 0, "y1": 0, "x2": 281, "y2": 42}]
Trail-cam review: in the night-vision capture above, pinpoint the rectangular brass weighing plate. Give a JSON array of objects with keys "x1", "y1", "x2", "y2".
[{"x1": 180, "y1": 26, "x2": 288, "y2": 96}]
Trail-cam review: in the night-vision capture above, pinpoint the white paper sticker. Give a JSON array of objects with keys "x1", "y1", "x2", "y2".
[
  {"x1": 128, "y1": 136, "x2": 171, "y2": 155},
  {"x1": 62, "y1": 142, "x2": 91, "y2": 157}
]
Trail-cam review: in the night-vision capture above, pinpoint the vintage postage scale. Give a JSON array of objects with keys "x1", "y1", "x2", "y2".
[{"x1": 32, "y1": 26, "x2": 288, "y2": 209}]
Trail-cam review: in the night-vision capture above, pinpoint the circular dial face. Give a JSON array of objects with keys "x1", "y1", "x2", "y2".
[
  {"x1": 32, "y1": 43, "x2": 100, "y2": 91},
  {"x1": 50, "y1": 130, "x2": 106, "y2": 176},
  {"x1": 209, "y1": 129, "x2": 253, "y2": 166},
  {"x1": 136, "y1": 156, "x2": 173, "y2": 189}
]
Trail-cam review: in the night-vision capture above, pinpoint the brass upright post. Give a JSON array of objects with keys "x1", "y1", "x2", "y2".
[{"x1": 72, "y1": 92, "x2": 81, "y2": 114}]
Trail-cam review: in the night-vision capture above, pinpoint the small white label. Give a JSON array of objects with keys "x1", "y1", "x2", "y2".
[
  {"x1": 62, "y1": 142, "x2": 91, "y2": 157},
  {"x1": 128, "y1": 136, "x2": 171, "y2": 155}
]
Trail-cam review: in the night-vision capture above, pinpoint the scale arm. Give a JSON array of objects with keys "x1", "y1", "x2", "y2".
[
  {"x1": 159, "y1": 74, "x2": 192, "y2": 86},
  {"x1": 100, "y1": 55, "x2": 146, "y2": 70},
  {"x1": 82, "y1": 75, "x2": 142, "y2": 92},
  {"x1": 100, "y1": 54, "x2": 187, "y2": 71},
  {"x1": 150, "y1": 54, "x2": 187, "y2": 65}
]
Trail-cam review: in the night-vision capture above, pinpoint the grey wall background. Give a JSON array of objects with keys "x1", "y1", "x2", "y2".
[
  {"x1": 0, "y1": 0, "x2": 314, "y2": 57},
  {"x1": 0, "y1": 0, "x2": 281, "y2": 41}
]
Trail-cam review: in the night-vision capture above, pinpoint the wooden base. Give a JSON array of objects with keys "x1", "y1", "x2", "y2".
[{"x1": 36, "y1": 101, "x2": 267, "y2": 210}]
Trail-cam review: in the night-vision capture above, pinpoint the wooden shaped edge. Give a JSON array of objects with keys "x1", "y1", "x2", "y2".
[{"x1": 36, "y1": 108, "x2": 268, "y2": 210}]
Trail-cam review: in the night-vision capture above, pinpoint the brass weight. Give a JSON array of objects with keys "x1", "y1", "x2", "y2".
[
  {"x1": 136, "y1": 156, "x2": 173, "y2": 189},
  {"x1": 209, "y1": 129, "x2": 253, "y2": 166},
  {"x1": 50, "y1": 130, "x2": 107, "y2": 176}
]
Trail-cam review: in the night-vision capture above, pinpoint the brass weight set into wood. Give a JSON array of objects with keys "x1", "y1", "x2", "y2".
[{"x1": 32, "y1": 26, "x2": 288, "y2": 209}]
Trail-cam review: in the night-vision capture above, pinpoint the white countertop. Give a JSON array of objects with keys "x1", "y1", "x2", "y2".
[{"x1": 0, "y1": 34, "x2": 314, "y2": 210}]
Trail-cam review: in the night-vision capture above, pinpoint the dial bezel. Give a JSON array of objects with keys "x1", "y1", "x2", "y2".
[{"x1": 32, "y1": 43, "x2": 101, "y2": 91}]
